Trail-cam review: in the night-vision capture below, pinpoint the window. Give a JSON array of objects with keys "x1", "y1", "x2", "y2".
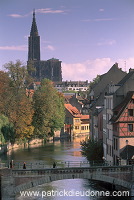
[
  {"x1": 81, "y1": 126, "x2": 84, "y2": 130},
  {"x1": 128, "y1": 109, "x2": 134, "y2": 116},
  {"x1": 75, "y1": 126, "x2": 79, "y2": 130},
  {"x1": 128, "y1": 124, "x2": 133, "y2": 132},
  {"x1": 114, "y1": 138, "x2": 115, "y2": 150},
  {"x1": 116, "y1": 139, "x2": 118, "y2": 150}
]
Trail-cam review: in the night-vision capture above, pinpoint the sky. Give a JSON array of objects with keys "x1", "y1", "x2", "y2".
[{"x1": 1, "y1": 0, "x2": 134, "y2": 82}]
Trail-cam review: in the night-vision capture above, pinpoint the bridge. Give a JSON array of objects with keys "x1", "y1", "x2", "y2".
[{"x1": 0, "y1": 161, "x2": 134, "y2": 200}]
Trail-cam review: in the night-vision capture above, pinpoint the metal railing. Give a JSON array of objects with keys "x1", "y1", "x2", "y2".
[
  {"x1": 0, "y1": 162, "x2": 7, "y2": 169},
  {"x1": 0, "y1": 160, "x2": 133, "y2": 170},
  {"x1": 8, "y1": 160, "x2": 90, "y2": 169},
  {"x1": 3, "y1": 160, "x2": 110, "y2": 170}
]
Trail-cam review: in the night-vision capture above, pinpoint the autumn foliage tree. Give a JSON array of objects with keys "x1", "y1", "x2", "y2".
[
  {"x1": 3, "y1": 60, "x2": 34, "y2": 140},
  {"x1": 0, "y1": 71, "x2": 11, "y2": 114},
  {"x1": 32, "y1": 79, "x2": 65, "y2": 139},
  {"x1": 0, "y1": 60, "x2": 65, "y2": 143}
]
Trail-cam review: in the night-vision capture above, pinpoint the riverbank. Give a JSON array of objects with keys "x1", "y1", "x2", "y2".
[
  {"x1": 7, "y1": 138, "x2": 44, "y2": 151},
  {"x1": 0, "y1": 133, "x2": 88, "y2": 156}
]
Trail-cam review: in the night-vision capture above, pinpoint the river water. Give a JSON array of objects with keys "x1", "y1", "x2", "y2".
[{"x1": 1, "y1": 136, "x2": 130, "y2": 200}]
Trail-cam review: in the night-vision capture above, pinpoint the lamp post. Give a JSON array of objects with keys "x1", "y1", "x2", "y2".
[
  {"x1": 102, "y1": 156, "x2": 105, "y2": 166},
  {"x1": 126, "y1": 140, "x2": 128, "y2": 165}
]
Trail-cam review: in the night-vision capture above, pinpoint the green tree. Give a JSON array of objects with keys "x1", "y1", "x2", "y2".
[
  {"x1": 33, "y1": 79, "x2": 65, "y2": 138},
  {"x1": 0, "y1": 115, "x2": 15, "y2": 144},
  {"x1": 80, "y1": 139, "x2": 103, "y2": 162},
  {"x1": 89, "y1": 75, "x2": 101, "y2": 91}
]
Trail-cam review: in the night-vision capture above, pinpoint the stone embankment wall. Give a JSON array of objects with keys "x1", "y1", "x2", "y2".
[{"x1": 8, "y1": 139, "x2": 44, "y2": 151}]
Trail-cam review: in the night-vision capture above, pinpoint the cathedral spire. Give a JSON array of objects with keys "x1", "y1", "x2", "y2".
[
  {"x1": 33, "y1": 9, "x2": 35, "y2": 18},
  {"x1": 28, "y1": 9, "x2": 40, "y2": 61},
  {"x1": 30, "y1": 9, "x2": 39, "y2": 36}
]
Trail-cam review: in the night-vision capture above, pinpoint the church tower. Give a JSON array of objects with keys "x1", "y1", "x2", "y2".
[
  {"x1": 28, "y1": 10, "x2": 40, "y2": 61},
  {"x1": 27, "y1": 10, "x2": 62, "y2": 82}
]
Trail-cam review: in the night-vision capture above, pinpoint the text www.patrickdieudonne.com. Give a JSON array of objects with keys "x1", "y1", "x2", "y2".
[{"x1": 20, "y1": 189, "x2": 130, "y2": 198}]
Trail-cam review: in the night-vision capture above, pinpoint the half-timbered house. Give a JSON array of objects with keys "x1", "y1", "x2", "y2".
[{"x1": 110, "y1": 92, "x2": 134, "y2": 164}]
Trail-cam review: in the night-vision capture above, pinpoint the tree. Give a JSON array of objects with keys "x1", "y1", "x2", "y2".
[
  {"x1": 89, "y1": 75, "x2": 101, "y2": 91},
  {"x1": 7, "y1": 91, "x2": 34, "y2": 140},
  {"x1": 80, "y1": 139, "x2": 103, "y2": 162},
  {"x1": 0, "y1": 115, "x2": 15, "y2": 144},
  {"x1": 32, "y1": 79, "x2": 65, "y2": 138},
  {"x1": 3, "y1": 60, "x2": 34, "y2": 140},
  {"x1": 0, "y1": 71, "x2": 11, "y2": 114},
  {"x1": 4, "y1": 60, "x2": 33, "y2": 93}
]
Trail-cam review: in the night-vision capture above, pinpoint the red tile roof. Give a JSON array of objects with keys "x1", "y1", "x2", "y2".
[
  {"x1": 64, "y1": 104, "x2": 81, "y2": 117},
  {"x1": 80, "y1": 115, "x2": 89, "y2": 120},
  {"x1": 65, "y1": 104, "x2": 90, "y2": 119}
]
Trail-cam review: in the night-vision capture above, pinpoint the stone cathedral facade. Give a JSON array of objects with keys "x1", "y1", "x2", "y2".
[{"x1": 27, "y1": 10, "x2": 62, "y2": 82}]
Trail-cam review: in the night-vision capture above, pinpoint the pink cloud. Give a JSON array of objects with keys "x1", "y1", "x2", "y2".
[{"x1": 62, "y1": 57, "x2": 134, "y2": 82}]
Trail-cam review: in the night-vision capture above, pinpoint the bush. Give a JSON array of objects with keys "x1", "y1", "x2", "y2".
[{"x1": 80, "y1": 139, "x2": 103, "y2": 162}]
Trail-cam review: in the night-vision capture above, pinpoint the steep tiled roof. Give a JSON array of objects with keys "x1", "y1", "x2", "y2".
[
  {"x1": 65, "y1": 104, "x2": 81, "y2": 117},
  {"x1": 65, "y1": 104, "x2": 90, "y2": 120},
  {"x1": 117, "y1": 71, "x2": 134, "y2": 85},
  {"x1": 110, "y1": 91, "x2": 134, "y2": 122}
]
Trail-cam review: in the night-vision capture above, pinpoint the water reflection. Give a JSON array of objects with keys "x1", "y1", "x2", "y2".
[
  {"x1": 4, "y1": 136, "x2": 88, "y2": 165},
  {"x1": 16, "y1": 179, "x2": 104, "y2": 200}
]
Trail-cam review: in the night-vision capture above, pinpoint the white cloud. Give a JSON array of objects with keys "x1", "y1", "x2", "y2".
[
  {"x1": 8, "y1": 14, "x2": 23, "y2": 18},
  {"x1": 36, "y1": 8, "x2": 66, "y2": 14},
  {"x1": 8, "y1": 8, "x2": 67, "y2": 19},
  {"x1": 117, "y1": 58, "x2": 134, "y2": 70},
  {"x1": 97, "y1": 39, "x2": 116, "y2": 46},
  {"x1": 45, "y1": 45, "x2": 55, "y2": 51},
  {"x1": 62, "y1": 57, "x2": 134, "y2": 82},
  {"x1": 0, "y1": 45, "x2": 27, "y2": 51},
  {"x1": 62, "y1": 58, "x2": 112, "y2": 81},
  {"x1": 99, "y1": 8, "x2": 104, "y2": 12},
  {"x1": 8, "y1": 13, "x2": 30, "y2": 18},
  {"x1": 82, "y1": 18, "x2": 117, "y2": 22}
]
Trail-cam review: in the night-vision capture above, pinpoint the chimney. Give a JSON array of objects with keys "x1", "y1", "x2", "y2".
[
  {"x1": 129, "y1": 68, "x2": 134, "y2": 73},
  {"x1": 115, "y1": 62, "x2": 118, "y2": 67}
]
